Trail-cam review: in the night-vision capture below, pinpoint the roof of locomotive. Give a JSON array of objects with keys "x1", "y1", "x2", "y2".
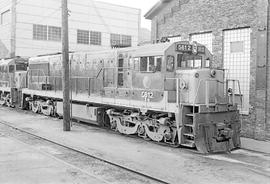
[
  {"x1": 117, "y1": 41, "x2": 212, "y2": 58},
  {"x1": 0, "y1": 57, "x2": 28, "y2": 66},
  {"x1": 29, "y1": 49, "x2": 118, "y2": 65},
  {"x1": 28, "y1": 41, "x2": 212, "y2": 64},
  {"x1": 119, "y1": 42, "x2": 172, "y2": 57},
  {"x1": 0, "y1": 59, "x2": 13, "y2": 66}
]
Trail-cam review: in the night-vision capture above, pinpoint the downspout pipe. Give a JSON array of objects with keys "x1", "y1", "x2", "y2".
[{"x1": 265, "y1": 0, "x2": 270, "y2": 137}]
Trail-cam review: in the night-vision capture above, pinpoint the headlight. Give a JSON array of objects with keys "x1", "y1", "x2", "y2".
[
  {"x1": 179, "y1": 79, "x2": 187, "y2": 90},
  {"x1": 210, "y1": 70, "x2": 216, "y2": 78}
]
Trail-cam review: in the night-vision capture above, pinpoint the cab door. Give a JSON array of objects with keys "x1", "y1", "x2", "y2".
[{"x1": 117, "y1": 56, "x2": 124, "y2": 88}]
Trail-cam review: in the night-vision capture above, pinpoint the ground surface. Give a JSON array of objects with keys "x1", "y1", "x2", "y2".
[
  {"x1": 0, "y1": 123, "x2": 162, "y2": 184},
  {"x1": 0, "y1": 107, "x2": 270, "y2": 184},
  {"x1": 0, "y1": 131, "x2": 109, "y2": 184}
]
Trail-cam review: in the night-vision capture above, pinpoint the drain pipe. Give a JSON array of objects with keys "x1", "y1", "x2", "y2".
[{"x1": 266, "y1": 0, "x2": 270, "y2": 135}]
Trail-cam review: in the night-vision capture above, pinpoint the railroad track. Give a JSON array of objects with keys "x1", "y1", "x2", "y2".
[{"x1": 0, "y1": 119, "x2": 170, "y2": 184}]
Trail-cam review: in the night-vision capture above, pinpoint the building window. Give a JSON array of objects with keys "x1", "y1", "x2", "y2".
[
  {"x1": 77, "y1": 29, "x2": 89, "y2": 44},
  {"x1": 230, "y1": 41, "x2": 244, "y2": 53},
  {"x1": 111, "y1": 34, "x2": 132, "y2": 48},
  {"x1": 1, "y1": 10, "x2": 10, "y2": 25},
  {"x1": 223, "y1": 28, "x2": 251, "y2": 114},
  {"x1": 121, "y1": 35, "x2": 132, "y2": 47},
  {"x1": 190, "y1": 32, "x2": 213, "y2": 53},
  {"x1": 48, "y1": 26, "x2": 61, "y2": 41},
  {"x1": 33, "y1": 24, "x2": 48, "y2": 40},
  {"x1": 90, "y1": 31, "x2": 101, "y2": 45},
  {"x1": 111, "y1": 33, "x2": 121, "y2": 47}
]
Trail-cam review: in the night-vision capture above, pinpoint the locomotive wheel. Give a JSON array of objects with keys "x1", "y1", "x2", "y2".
[
  {"x1": 31, "y1": 102, "x2": 40, "y2": 113},
  {"x1": 164, "y1": 128, "x2": 173, "y2": 141},
  {"x1": 138, "y1": 124, "x2": 146, "y2": 137},
  {"x1": 0, "y1": 99, "x2": 6, "y2": 106},
  {"x1": 41, "y1": 105, "x2": 52, "y2": 116},
  {"x1": 110, "y1": 118, "x2": 118, "y2": 131}
]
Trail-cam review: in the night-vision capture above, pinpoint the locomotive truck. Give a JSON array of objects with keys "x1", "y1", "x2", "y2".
[{"x1": 0, "y1": 41, "x2": 241, "y2": 153}]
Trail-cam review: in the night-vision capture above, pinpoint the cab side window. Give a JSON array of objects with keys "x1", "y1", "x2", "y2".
[
  {"x1": 166, "y1": 55, "x2": 175, "y2": 72},
  {"x1": 156, "y1": 57, "x2": 162, "y2": 72},
  {"x1": 9, "y1": 65, "x2": 14, "y2": 73},
  {"x1": 134, "y1": 58, "x2": 139, "y2": 71},
  {"x1": 140, "y1": 57, "x2": 148, "y2": 72}
]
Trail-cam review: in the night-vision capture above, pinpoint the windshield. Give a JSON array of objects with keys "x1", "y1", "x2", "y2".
[
  {"x1": 177, "y1": 54, "x2": 204, "y2": 69},
  {"x1": 16, "y1": 64, "x2": 28, "y2": 71}
]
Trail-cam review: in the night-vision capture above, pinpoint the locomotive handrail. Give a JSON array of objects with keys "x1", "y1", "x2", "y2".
[
  {"x1": 96, "y1": 68, "x2": 103, "y2": 78},
  {"x1": 0, "y1": 80, "x2": 9, "y2": 84},
  {"x1": 103, "y1": 67, "x2": 131, "y2": 69},
  {"x1": 95, "y1": 67, "x2": 131, "y2": 79},
  {"x1": 226, "y1": 79, "x2": 243, "y2": 111}
]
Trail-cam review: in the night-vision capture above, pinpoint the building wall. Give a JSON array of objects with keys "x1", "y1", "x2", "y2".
[
  {"x1": 149, "y1": 0, "x2": 270, "y2": 140},
  {"x1": 0, "y1": 0, "x2": 11, "y2": 58},
  {"x1": 12, "y1": 0, "x2": 140, "y2": 57}
]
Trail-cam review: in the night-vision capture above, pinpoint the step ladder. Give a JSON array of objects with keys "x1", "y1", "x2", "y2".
[{"x1": 181, "y1": 105, "x2": 199, "y2": 148}]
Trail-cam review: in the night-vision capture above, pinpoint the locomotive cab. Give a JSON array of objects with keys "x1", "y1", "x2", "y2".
[
  {"x1": 161, "y1": 41, "x2": 241, "y2": 152},
  {"x1": 171, "y1": 42, "x2": 225, "y2": 105}
]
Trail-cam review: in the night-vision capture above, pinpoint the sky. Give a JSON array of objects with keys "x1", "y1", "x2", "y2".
[{"x1": 95, "y1": 0, "x2": 159, "y2": 30}]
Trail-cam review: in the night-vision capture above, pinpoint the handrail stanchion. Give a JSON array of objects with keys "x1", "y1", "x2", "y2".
[
  {"x1": 88, "y1": 77, "x2": 91, "y2": 96},
  {"x1": 237, "y1": 80, "x2": 243, "y2": 109},
  {"x1": 176, "y1": 78, "x2": 179, "y2": 104},
  {"x1": 75, "y1": 77, "x2": 78, "y2": 95},
  {"x1": 216, "y1": 79, "x2": 219, "y2": 98},
  {"x1": 232, "y1": 80, "x2": 236, "y2": 105},
  {"x1": 205, "y1": 80, "x2": 209, "y2": 108},
  {"x1": 45, "y1": 76, "x2": 47, "y2": 91},
  {"x1": 226, "y1": 79, "x2": 229, "y2": 103},
  {"x1": 54, "y1": 77, "x2": 56, "y2": 92},
  {"x1": 37, "y1": 71, "x2": 39, "y2": 85}
]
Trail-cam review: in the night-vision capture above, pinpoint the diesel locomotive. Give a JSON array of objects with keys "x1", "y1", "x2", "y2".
[
  {"x1": 0, "y1": 57, "x2": 28, "y2": 107},
  {"x1": 0, "y1": 41, "x2": 241, "y2": 153}
]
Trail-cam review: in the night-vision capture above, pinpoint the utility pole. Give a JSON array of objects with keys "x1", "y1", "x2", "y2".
[
  {"x1": 62, "y1": 0, "x2": 71, "y2": 131},
  {"x1": 10, "y1": 0, "x2": 17, "y2": 58}
]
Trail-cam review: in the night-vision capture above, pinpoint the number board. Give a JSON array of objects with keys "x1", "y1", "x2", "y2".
[
  {"x1": 197, "y1": 46, "x2": 205, "y2": 54},
  {"x1": 176, "y1": 44, "x2": 206, "y2": 54},
  {"x1": 176, "y1": 44, "x2": 193, "y2": 52}
]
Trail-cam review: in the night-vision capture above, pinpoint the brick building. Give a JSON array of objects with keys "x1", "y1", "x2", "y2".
[{"x1": 145, "y1": 0, "x2": 270, "y2": 140}]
